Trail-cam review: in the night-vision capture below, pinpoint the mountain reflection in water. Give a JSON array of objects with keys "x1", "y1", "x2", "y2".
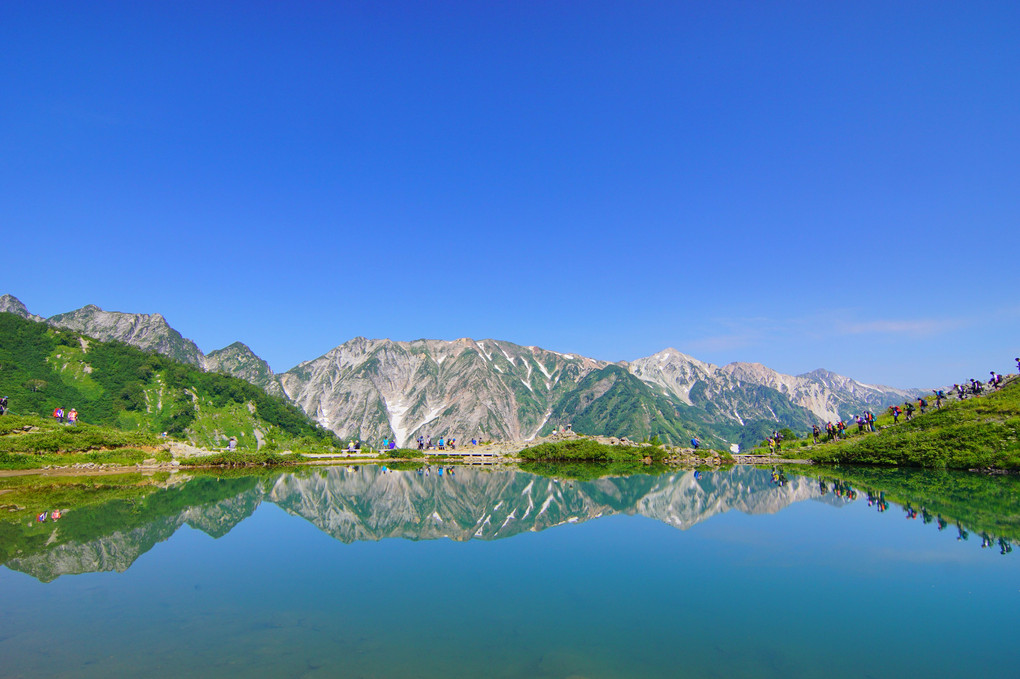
[{"x1": 1, "y1": 464, "x2": 1017, "y2": 581}]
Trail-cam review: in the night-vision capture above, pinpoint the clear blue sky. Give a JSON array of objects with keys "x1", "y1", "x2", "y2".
[{"x1": 2, "y1": 1, "x2": 1017, "y2": 388}]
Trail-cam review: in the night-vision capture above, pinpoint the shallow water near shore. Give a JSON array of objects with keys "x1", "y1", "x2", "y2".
[{"x1": 1, "y1": 464, "x2": 1018, "y2": 678}]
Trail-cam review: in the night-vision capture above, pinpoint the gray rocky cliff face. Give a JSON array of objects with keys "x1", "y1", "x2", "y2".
[
  {"x1": 203, "y1": 342, "x2": 285, "y2": 398},
  {"x1": 47, "y1": 304, "x2": 205, "y2": 366},
  {"x1": 0, "y1": 294, "x2": 44, "y2": 322},
  {"x1": 4, "y1": 296, "x2": 286, "y2": 397},
  {"x1": 279, "y1": 338, "x2": 607, "y2": 447},
  {"x1": 630, "y1": 349, "x2": 919, "y2": 425}
]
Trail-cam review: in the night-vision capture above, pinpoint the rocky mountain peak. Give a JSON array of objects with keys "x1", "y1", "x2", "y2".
[
  {"x1": 0, "y1": 294, "x2": 43, "y2": 321},
  {"x1": 47, "y1": 304, "x2": 204, "y2": 367}
]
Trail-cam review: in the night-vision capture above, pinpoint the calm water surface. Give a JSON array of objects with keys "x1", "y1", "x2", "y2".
[{"x1": 1, "y1": 465, "x2": 1017, "y2": 678}]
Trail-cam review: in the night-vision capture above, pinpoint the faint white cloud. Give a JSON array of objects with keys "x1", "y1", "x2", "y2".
[
  {"x1": 835, "y1": 318, "x2": 966, "y2": 337},
  {"x1": 685, "y1": 310, "x2": 969, "y2": 353}
]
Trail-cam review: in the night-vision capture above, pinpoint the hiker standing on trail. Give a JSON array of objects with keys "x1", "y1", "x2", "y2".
[
  {"x1": 891, "y1": 406, "x2": 901, "y2": 424},
  {"x1": 0, "y1": 396, "x2": 7, "y2": 415},
  {"x1": 1016, "y1": 358, "x2": 1019, "y2": 375},
  {"x1": 918, "y1": 397, "x2": 927, "y2": 415},
  {"x1": 812, "y1": 424, "x2": 820, "y2": 444},
  {"x1": 904, "y1": 401, "x2": 915, "y2": 421},
  {"x1": 67, "y1": 408, "x2": 78, "y2": 426},
  {"x1": 53, "y1": 406, "x2": 64, "y2": 424}
]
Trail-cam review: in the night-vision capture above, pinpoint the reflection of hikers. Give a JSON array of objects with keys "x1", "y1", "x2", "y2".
[
  {"x1": 956, "y1": 523, "x2": 969, "y2": 541},
  {"x1": 999, "y1": 538, "x2": 1013, "y2": 555}
]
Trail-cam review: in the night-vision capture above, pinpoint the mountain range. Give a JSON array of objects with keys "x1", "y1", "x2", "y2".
[{"x1": 0, "y1": 294, "x2": 921, "y2": 449}]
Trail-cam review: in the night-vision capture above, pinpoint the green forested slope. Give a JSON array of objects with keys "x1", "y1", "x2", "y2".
[{"x1": 0, "y1": 312, "x2": 338, "y2": 452}]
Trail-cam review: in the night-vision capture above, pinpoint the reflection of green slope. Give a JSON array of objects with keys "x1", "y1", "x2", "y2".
[
  {"x1": 0, "y1": 474, "x2": 263, "y2": 581},
  {"x1": 790, "y1": 465, "x2": 1020, "y2": 542}
]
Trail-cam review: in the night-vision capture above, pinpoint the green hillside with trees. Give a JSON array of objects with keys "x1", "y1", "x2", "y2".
[{"x1": 0, "y1": 312, "x2": 340, "y2": 454}]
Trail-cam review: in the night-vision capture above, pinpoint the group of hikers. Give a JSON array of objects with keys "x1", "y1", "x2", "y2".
[
  {"x1": 806, "y1": 358, "x2": 1019, "y2": 442},
  {"x1": 817, "y1": 476, "x2": 1014, "y2": 555},
  {"x1": 948, "y1": 371, "x2": 1007, "y2": 401},
  {"x1": 810, "y1": 412, "x2": 880, "y2": 443},
  {"x1": 414, "y1": 435, "x2": 481, "y2": 451},
  {"x1": 766, "y1": 430, "x2": 787, "y2": 452},
  {"x1": 51, "y1": 406, "x2": 80, "y2": 425},
  {"x1": 415, "y1": 435, "x2": 458, "y2": 451},
  {"x1": 370, "y1": 435, "x2": 484, "y2": 452}
]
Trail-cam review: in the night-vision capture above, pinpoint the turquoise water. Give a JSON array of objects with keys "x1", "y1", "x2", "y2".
[{"x1": 1, "y1": 465, "x2": 1018, "y2": 678}]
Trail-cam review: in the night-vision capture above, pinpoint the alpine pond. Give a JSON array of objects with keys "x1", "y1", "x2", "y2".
[{"x1": 1, "y1": 465, "x2": 1017, "y2": 678}]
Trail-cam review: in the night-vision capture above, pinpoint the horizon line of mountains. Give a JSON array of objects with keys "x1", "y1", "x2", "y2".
[{"x1": 0, "y1": 294, "x2": 922, "y2": 449}]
